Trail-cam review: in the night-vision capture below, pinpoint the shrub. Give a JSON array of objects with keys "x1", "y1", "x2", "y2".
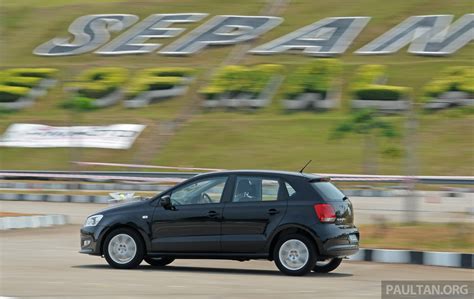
[
  {"x1": 257, "y1": 64, "x2": 284, "y2": 74},
  {"x1": 127, "y1": 76, "x2": 184, "y2": 97},
  {"x1": 126, "y1": 67, "x2": 195, "y2": 97},
  {"x1": 424, "y1": 66, "x2": 474, "y2": 97},
  {"x1": 74, "y1": 67, "x2": 128, "y2": 99},
  {"x1": 199, "y1": 63, "x2": 283, "y2": 100},
  {"x1": 3, "y1": 76, "x2": 42, "y2": 88},
  {"x1": 76, "y1": 83, "x2": 116, "y2": 98},
  {"x1": 283, "y1": 59, "x2": 341, "y2": 99},
  {"x1": 6, "y1": 68, "x2": 58, "y2": 79},
  {"x1": 143, "y1": 67, "x2": 195, "y2": 77},
  {"x1": 355, "y1": 85, "x2": 412, "y2": 101},
  {"x1": 199, "y1": 85, "x2": 225, "y2": 100},
  {"x1": 0, "y1": 85, "x2": 29, "y2": 102},
  {"x1": 459, "y1": 81, "x2": 474, "y2": 95},
  {"x1": 351, "y1": 64, "x2": 411, "y2": 101},
  {"x1": 351, "y1": 64, "x2": 386, "y2": 91},
  {"x1": 62, "y1": 96, "x2": 96, "y2": 111}
]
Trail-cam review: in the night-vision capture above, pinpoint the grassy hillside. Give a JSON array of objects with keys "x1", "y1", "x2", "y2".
[{"x1": 0, "y1": 0, "x2": 473, "y2": 175}]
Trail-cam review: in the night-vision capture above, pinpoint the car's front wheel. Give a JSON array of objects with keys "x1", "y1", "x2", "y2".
[
  {"x1": 312, "y1": 258, "x2": 343, "y2": 273},
  {"x1": 104, "y1": 228, "x2": 144, "y2": 269},
  {"x1": 273, "y1": 234, "x2": 317, "y2": 276},
  {"x1": 144, "y1": 256, "x2": 174, "y2": 267}
]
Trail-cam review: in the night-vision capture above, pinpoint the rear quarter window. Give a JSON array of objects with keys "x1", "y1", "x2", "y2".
[{"x1": 311, "y1": 182, "x2": 345, "y2": 201}]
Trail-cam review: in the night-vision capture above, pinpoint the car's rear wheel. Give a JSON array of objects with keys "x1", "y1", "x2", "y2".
[
  {"x1": 312, "y1": 258, "x2": 343, "y2": 273},
  {"x1": 104, "y1": 228, "x2": 144, "y2": 269},
  {"x1": 144, "y1": 256, "x2": 174, "y2": 267},
  {"x1": 273, "y1": 234, "x2": 317, "y2": 276}
]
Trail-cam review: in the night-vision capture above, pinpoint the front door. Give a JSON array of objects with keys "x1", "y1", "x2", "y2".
[
  {"x1": 151, "y1": 175, "x2": 229, "y2": 253},
  {"x1": 221, "y1": 176, "x2": 288, "y2": 253}
]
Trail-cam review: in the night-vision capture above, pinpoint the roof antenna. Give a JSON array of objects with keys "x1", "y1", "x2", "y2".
[{"x1": 299, "y1": 160, "x2": 312, "y2": 173}]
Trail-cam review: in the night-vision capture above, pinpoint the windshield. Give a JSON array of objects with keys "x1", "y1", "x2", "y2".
[{"x1": 311, "y1": 182, "x2": 346, "y2": 201}]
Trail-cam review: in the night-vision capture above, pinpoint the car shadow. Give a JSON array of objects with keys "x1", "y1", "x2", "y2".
[{"x1": 71, "y1": 264, "x2": 353, "y2": 277}]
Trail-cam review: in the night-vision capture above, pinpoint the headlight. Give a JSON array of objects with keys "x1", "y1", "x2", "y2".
[{"x1": 84, "y1": 215, "x2": 103, "y2": 227}]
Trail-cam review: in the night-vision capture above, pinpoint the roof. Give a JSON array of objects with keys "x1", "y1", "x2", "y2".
[{"x1": 192, "y1": 169, "x2": 324, "y2": 180}]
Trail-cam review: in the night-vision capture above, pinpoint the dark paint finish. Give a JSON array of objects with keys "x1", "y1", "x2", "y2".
[{"x1": 80, "y1": 170, "x2": 359, "y2": 260}]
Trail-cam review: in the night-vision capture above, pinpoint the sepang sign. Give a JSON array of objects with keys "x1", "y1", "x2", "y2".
[{"x1": 33, "y1": 13, "x2": 473, "y2": 57}]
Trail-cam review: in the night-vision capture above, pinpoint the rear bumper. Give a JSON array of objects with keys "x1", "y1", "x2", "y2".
[
  {"x1": 317, "y1": 226, "x2": 360, "y2": 258},
  {"x1": 323, "y1": 244, "x2": 359, "y2": 257}
]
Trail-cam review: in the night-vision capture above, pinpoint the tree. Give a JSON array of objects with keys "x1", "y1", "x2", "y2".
[{"x1": 331, "y1": 109, "x2": 399, "y2": 174}]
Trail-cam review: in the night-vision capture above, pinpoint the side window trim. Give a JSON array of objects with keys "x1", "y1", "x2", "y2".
[{"x1": 170, "y1": 175, "x2": 229, "y2": 206}]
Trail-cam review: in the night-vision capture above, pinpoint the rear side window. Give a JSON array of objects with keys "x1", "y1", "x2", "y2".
[
  {"x1": 233, "y1": 176, "x2": 281, "y2": 202},
  {"x1": 285, "y1": 182, "x2": 296, "y2": 198},
  {"x1": 311, "y1": 182, "x2": 345, "y2": 201}
]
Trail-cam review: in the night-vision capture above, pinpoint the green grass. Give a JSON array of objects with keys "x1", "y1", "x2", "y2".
[
  {"x1": 0, "y1": 0, "x2": 473, "y2": 174},
  {"x1": 360, "y1": 222, "x2": 474, "y2": 252}
]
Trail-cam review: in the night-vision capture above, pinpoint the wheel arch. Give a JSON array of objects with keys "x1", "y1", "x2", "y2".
[
  {"x1": 266, "y1": 224, "x2": 322, "y2": 260},
  {"x1": 98, "y1": 222, "x2": 151, "y2": 255}
]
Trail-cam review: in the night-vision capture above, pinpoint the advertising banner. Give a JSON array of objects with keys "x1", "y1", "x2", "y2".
[{"x1": 0, "y1": 124, "x2": 146, "y2": 149}]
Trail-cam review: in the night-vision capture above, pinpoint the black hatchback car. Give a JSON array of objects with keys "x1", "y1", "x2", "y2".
[{"x1": 80, "y1": 170, "x2": 359, "y2": 276}]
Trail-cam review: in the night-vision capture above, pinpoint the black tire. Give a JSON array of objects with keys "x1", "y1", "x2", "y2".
[
  {"x1": 103, "y1": 228, "x2": 144, "y2": 269},
  {"x1": 312, "y1": 258, "x2": 343, "y2": 273},
  {"x1": 273, "y1": 234, "x2": 317, "y2": 276},
  {"x1": 144, "y1": 256, "x2": 174, "y2": 267}
]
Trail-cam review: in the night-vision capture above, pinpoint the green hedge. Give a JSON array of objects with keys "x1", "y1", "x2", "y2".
[
  {"x1": 355, "y1": 85, "x2": 411, "y2": 101},
  {"x1": 6, "y1": 68, "x2": 58, "y2": 79},
  {"x1": 126, "y1": 67, "x2": 194, "y2": 97},
  {"x1": 0, "y1": 68, "x2": 59, "y2": 103},
  {"x1": 200, "y1": 64, "x2": 283, "y2": 99},
  {"x1": 143, "y1": 67, "x2": 195, "y2": 77},
  {"x1": 127, "y1": 76, "x2": 184, "y2": 97},
  {"x1": 0, "y1": 68, "x2": 58, "y2": 91},
  {"x1": 424, "y1": 66, "x2": 474, "y2": 97},
  {"x1": 352, "y1": 64, "x2": 411, "y2": 101},
  {"x1": 62, "y1": 96, "x2": 97, "y2": 111},
  {"x1": 3, "y1": 76, "x2": 42, "y2": 88},
  {"x1": 283, "y1": 59, "x2": 341, "y2": 99},
  {"x1": 73, "y1": 67, "x2": 128, "y2": 98},
  {"x1": 0, "y1": 85, "x2": 30, "y2": 102},
  {"x1": 351, "y1": 64, "x2": 386, "y2": 90}
]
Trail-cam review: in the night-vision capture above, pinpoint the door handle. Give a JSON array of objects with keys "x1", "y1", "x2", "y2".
[
  {"x1": 268, "y1": 208, "x2": 280, "y2": 215},
  {"x1": 208, "y1": 211, "x2": 218, "y2": 218}
]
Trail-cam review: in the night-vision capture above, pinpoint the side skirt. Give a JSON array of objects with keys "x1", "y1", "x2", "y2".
[{"x1": 146, "y1": 252, "x2": 270, "y2": 260}]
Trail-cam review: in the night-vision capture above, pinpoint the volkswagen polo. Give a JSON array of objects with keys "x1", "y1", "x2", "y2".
[{"x1": 80, "y1": 170, "x2": 359, "y2": 276}]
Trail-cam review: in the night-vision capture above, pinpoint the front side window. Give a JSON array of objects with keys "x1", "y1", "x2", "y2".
[
  {"x1": 171, "y1": 176, "x2": 227, "y2": 205},
  {"x1": 232, "y1": 176, "x2": 280, "y2": 202}
]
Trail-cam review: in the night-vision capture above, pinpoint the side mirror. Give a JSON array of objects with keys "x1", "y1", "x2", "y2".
[{"x1": 160, "y1": 195, "x2": 172, "y2": 210}]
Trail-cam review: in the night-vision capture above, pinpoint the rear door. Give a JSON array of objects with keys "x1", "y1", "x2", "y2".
[
  {"x1": 311, "y1": 181, "x2": 354, "y2": 226},
  {"x1": 220, "y1": 176, "x2": 288, "y2": 253}
]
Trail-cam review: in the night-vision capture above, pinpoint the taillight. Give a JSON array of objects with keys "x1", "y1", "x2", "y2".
[{"x1": 314, "y1": 203, "x2": 336, "y2": 223}]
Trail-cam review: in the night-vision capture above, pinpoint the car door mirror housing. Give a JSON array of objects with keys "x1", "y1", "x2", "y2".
[{"x1": 160, "y1": 195, "x2": 173, "y2": 210}]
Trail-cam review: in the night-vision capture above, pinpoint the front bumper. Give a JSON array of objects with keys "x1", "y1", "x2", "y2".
[{"x1": 79, "y1": 226, "x2": 104, "y2": 255}]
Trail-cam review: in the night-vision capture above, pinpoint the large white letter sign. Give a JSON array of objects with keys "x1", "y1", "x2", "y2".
[
  {"x1": 250, "y1": 17, "x2": 370, "y2": 56},
  {"x1": 409, "y1": 14, "x2": 473, "y2": 56},
  {"x1": 96, "y1": 13, "x2": 208, "y2": 55},
  {"x1": 356, "y1": 14, "x2": 474, "y2": 56},
  {"x1": 34, "y1": 14, "x2": 138, "y2": 56},
  {"x1": 160, "y1": 15, "x2": 282, "y2": 55}
]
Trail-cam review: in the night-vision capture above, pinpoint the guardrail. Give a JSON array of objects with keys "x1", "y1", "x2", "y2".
[{"x1": 1, "y1": 170, "x2": 473, "y2": 185}]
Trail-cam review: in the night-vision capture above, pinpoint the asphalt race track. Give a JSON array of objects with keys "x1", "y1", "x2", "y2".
[
  {"x1": 0, "y1": 200, "x2": 473, "y2": 298},
  {"x1": 0, "y1": 223, "x2": 472, "y2": 299}
]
